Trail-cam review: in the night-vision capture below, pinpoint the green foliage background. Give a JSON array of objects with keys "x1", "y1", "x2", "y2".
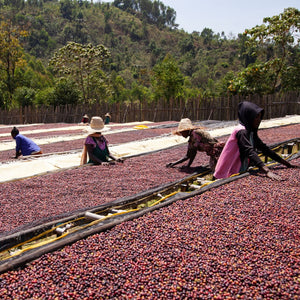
[{"x1": 0, "y1": 0, "x2": 299, "y2": 110}]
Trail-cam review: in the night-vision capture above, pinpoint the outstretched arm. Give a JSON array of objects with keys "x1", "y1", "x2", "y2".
[
  {"x1": 108, "y1": 153, "x2": 123, "y2": 163},
  {"x1": 166, "y1": 148, "x2": 197, "y2": 168},
  {"x1": 186, "y1": 148, "x2": 197, "y2": 167},
  {"x1": 166, "y1": 155, "x2": 189, "y2": 168},
  {"x1": 256, "y1": 137, "x2": 296, "y2": 167},
  {"x1": 256, "y1": 135, "x2": 299, "y2": 179},
  {"x1": 107, "y1": 147, "x2": 124, "y2": 163}
]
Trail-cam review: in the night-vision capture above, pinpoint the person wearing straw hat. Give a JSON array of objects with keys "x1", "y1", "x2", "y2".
[
  {"x1": 104, "y1": 112, "x2": 111, "y2": 124},
  {"x1": 80, "y1": 114, "x2": 89, "y2": 125},
  {"x1": 80, "y1": 116, "x2": 122, "y2": 165},
  {"x1": 166, "y1": 118, "x2": 224, "y2": 171}
]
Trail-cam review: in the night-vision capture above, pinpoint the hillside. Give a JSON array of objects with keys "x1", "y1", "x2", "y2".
[
  {"x1": 0, "y1": 0, "x2": 299, "y2": 109},
  {"x1": 2, "y1": 0, "x2": 244, "y2": 87}
]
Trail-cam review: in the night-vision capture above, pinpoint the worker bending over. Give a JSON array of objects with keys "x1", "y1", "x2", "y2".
[
  {"x1": 214, "y1": 101, "x2": 298, "y2": 181},
  {"x1": 166, "y1": 118, "x2": 224, "y2": 171},
  {"x1": 11, "y1": 127, "x2": 42, "y2": 158}
]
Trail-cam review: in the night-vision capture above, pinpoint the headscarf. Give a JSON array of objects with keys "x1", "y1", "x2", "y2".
[{"x1": 238, "y1": 101, "x2": 264, "y2": 132}]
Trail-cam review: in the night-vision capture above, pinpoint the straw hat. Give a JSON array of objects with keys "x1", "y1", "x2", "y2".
[
  {"x1": 105, "y1": 113, "x2": 111, "y2": 118},
  {"x1": 83, "y1": 114, "x2": 89, "y2": 119},
  {"x1": 86, "y1": 116, "x2": 109, "y2": 133},
  {"x1": 173, "y1": 118, "x2": 195, "y2": 135}
]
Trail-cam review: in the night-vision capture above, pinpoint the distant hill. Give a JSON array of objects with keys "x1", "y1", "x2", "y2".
[
  {"x1": 1, "y1": 0, "x2": 298, "y2": 108},
  {"x1": 2, "y1": 0, "x2": 245, "y2": 91}
]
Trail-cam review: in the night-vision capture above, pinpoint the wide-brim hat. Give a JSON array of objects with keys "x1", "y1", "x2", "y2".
[
  {"x1": 86, "y1": 116, "x2": 109, "y2": 134},
  {"x1": 83, "y1": 114, "x2": 89, "y2": 118},
  {"x1": 105, "y1": 113, "x2": 111, "y2": 118},
  {"x1": 173, "y1": 118, "x2": 195, "y2": 135}
]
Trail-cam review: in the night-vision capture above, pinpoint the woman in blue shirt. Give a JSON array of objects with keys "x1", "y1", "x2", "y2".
[{"x1": 11, "y1": 127, "x2": 42, "y2": 158}]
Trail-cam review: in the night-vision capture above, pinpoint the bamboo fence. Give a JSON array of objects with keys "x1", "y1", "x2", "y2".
[{"x1": 0, "y1": 92, "x2": 299, "y2": 125}]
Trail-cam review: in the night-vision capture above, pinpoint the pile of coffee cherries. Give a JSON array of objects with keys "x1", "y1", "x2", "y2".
[{"x1": 0, "y1": 124, "x2": 299, "y2": 299}]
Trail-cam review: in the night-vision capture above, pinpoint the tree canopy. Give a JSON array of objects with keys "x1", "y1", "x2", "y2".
[
  {"x1": 113, "y1": 0, "x2": 177, "y2": 29},
  {"x1": 0, "y1": 0, "x2": 299, "y2": 110},
  {"x1": 228, "y1": 7, "x2": 300, "y2": 95},
  {"x1": 49, "y1": 42, "x2": 111, "y2": 102},
  {"x1": 0, "y1": 20, "x2": 28, "y2": 108}
]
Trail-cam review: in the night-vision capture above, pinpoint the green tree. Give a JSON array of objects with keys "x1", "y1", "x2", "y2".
[
  {"x1": 0, "y1": 20, "x2": 28, "y2": 108},
  {"x1": 227, "y1": 64, "x2": 274, "y2": 95},
  {"x1": 60, "y1": 0, "x2": 75, "y2": 20},
  {"x1": 49, "y1": 42, "x2": 111, "y2": 102},
  {"x1": 179, "y1": 36, "x2": 195, "y2": 55},
  {"x1": 244, "y1": 7, "x2": 300, "y2": 93},
  {"x1": 151, "y1": 53, "x2": 184, "y2": 119},
  {"x1": 237, "y1": 33, "x2": 257, "y2": 68},
  {"x1": 28, "y1": 28, "x2": 54, "y2": 58},
  {"x1": 14, "y1": 55, "x2": 53, "y2": 91},
  {"x1": 109, "y1": 71, "x2": 126, "y2": 103},
  {"x1": 201, "y1": 28, "x2": 214, "y2": 46},
  {"x1": 152, "y1": 54, "x2": 184, "y2": 102},
  {"x1": 88, "y1": 68, "x2": 111, "y2": 103},
  {"x1": 14, "y1": 86, "x2": 36, "y2": 108},
  {"x1": 113, "y1": 0, "x2": 177, "y2": 28},
  {"x1": 130, "y1": 81, "x2": 151, "y2": 102},
  {"x1": 50, "y1": 77, "x2": 81, "y2": 107},
  {"x1": 34, "y1": 87, "x2": 55, "y2": 106}
]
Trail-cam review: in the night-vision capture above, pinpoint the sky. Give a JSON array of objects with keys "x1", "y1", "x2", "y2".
[{"x1": 104, "y1": 0, "x2": 299, "y2": 37}]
